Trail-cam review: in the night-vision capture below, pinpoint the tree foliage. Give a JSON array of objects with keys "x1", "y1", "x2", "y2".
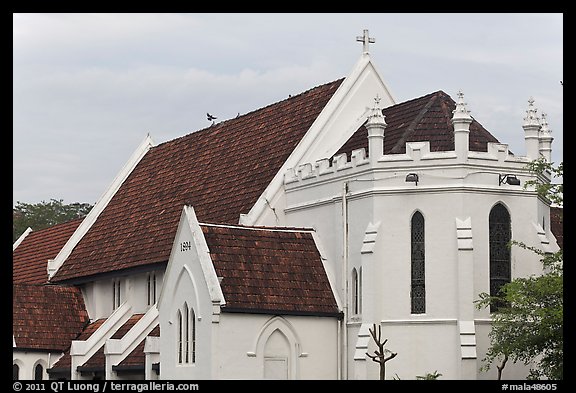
[
  {"x1": 475, "y1": 158, "x2": 563, "y2": 380},
  {"x1": 13, "y1": 199, "x2": 93, "y2": 242}
]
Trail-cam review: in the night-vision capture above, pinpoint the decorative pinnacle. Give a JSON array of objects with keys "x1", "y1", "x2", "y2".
[
  {"x1": 540, "y1": 112, "x2": 552, "y2": 134},
  {"x1": 523, "y1": 97, "x2": 541, "y2": 127},
  {"x1": 366, "y1": 94, "x2": 387, "y2": 127},
  {"x1": 452, "y1": 90, "x2": 472, "y2": 122}
]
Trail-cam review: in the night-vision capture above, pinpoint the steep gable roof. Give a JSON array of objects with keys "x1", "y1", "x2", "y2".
[
  {"x1": 51, "y1": 79, "x2": 344, "y2": 283},
  {"x1": 13, "y1": 283, "x2": 89, "y2": 352},
  {"x1": 337, "y1": 90, "x2": 501, "y2": 157},
  {"x1": 200, "y1": 224, "x2": 340, "y2": 317},
  {"x1": 13, "y1": 218, "x2": 83, "y2": 284}
]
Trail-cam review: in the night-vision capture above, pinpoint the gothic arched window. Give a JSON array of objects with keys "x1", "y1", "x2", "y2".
[
  {"x1": 411, "y1": 211, "x2": 425, "y2": 314},
  {"x1": 489, "y1": 203, "x2": 512, "y2": 312},
  {"x1": 34, "y1": 364, "x2": 43, "y2": 380},
  {"x1": 13, "y1": 364, "x2": 19, "y2": 380},
  {"x1": 177, "y1": 309, "x2": 183, "y2": 364},
  {"x1": 177, "y1": 303, "x2": 196, "y2": 364},
  {"x1": 351, "y1": 268, "x2": 359, "y2": 315}
]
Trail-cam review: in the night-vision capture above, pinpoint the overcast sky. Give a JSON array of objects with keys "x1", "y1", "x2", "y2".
[{"x1": 13, "y1": 13, "x2": 563, "y2": 207}]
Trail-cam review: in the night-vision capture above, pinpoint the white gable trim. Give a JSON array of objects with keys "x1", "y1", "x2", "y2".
[
  {"x1": 48, "y1": 134, "x2": 155, "y2": 280},
  {"x1": 240, "y1": 54, "x2": 395, "y2": 226},
  {"x1": 157, "y1": 205, "x2": 225, "y2": 309},
  {"x1": 13, "y1": 227, "x2": 32, "y2": 251}
]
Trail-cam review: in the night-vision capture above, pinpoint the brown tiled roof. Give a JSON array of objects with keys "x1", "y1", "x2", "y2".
[
  {"x1": 49, "y1": 318, "x2": 106, "y2": 370},
  {"x1": 13, "y1": 283, "x2": 89, "y2": 351},
  {"x1": 201, "y1": 224, "x2": 340, "y2": 316},
  {"x1": 51, "y1": 79, "x2": 344, "y2": 283},
  {"x1": 13, "y1": 218, "x2": 82, "y2": 284},
  {"x1": 115, "y1": 325, "x2": 160, "y2": 370},
  {"x1": 550, "y1": 207, "x2": 563, "y2": 249},
  {"x1": 337, "y1": 90, "x2": 501, "y2": 157}
]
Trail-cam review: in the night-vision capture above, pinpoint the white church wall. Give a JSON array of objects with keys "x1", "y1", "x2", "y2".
[
  {"x1": 283, "y1": 140, "x2": 552, "y2": 379},
  {"x1": 13, "y1": 351, "x2": 60, "y2": 380},
  {"x1": 215, "y1": 313, "x2": 339, "y2": 380}
]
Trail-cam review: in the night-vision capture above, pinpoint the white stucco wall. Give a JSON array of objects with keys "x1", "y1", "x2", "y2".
[
  {"x1": 214, "y1": 313, "x2": 339, "y2": 380},
  {"x1": 82, "y1": 270, "x2": 165, "y2": 320},
  {"x1": 13, "y1": 351, "x2": 62, "y2": 380},
  {"x1": 282, "y1": 141, "x2": 557, "y2": 380}
]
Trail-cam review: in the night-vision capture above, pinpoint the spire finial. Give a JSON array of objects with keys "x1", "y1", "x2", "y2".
[
  {"x1": 356, "y1": 29, "x2": 375, "y2": 54},
  {"x1": 452, "y1": 90, "x2": 472, "y2": 121},
  {"x1": 523, "y1": 97, "x2": 540, "y2": 127},
  {"x1": 540, "y1": 112, "x2": 552, "y2": 134},
  {"x1": 366, "y1": 94, "x2": 386, "y2": 127}
]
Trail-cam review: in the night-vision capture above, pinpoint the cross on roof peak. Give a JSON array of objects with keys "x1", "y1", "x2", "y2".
[{"x1": 356, "y1": 29, "x2": 375, "y2": 54}]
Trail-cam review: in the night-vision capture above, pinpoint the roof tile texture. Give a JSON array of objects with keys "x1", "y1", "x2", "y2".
[
  {"x1": 13, "y1": 283, "x2": 89, "y2": 351},
  {"x1": 13, "y1": 218, "x2": 82, "y2": 284},
  {"x1": 52, "y1": 80, "x2": 344, "y2": 282},
  {"x1": 201, "y1": 225, "x2": 340, "y2": 316}
]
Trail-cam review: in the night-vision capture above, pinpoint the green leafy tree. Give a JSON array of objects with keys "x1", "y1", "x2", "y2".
[
  {"x1": 13, "y1": 199, "x2": 93, "y2": 242},
  {"x1": 475, "y1": 158, "x2": 563, "y2": 380}
]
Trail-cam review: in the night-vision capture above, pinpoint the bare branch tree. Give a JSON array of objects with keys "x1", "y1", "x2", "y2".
[
  {"x1": 366, "y1": 323, "x2": 397, "y2": 380},
  {"x1": 496, "y1": 354, "x2": 509, "y2": 380}
]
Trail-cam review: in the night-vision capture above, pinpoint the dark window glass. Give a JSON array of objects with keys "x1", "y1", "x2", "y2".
[
  {"x1": 489, "y1": 203, "x2": 512, "y2": 312},
  {"x1": 411, "y1": 211, "x2": 425, "y2": 314}
]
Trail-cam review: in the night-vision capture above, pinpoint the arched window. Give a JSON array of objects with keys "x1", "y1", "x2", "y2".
[
  {"x1": 34, "y1": 363, "x2": 43, "y2": 380},
  {"x1": 184, "y1": 303, "x2": 190, "y2": 363},
  {"x1": 177, "y1": 309, "x2": 183, "y2": 364},
  {"x1": 358, "y1": 266, "x2": 363, "y2": 315},
  {"x1": 411, "y1": 211, "x2": 425, "y2": 314},
  {"x1": 191, "y1": 308, "x2": 196, "y2": 363},
  {"x1": 489, "y1": 203, "x2": 512, "y2": 312},
  {"x1": 177, "y1": 303, "x2": 196, "y2": 364},
  {"x1": 351, "y1": 268, "x2": 359, "y2": 315},
  {"x1": 147, "y1": 272, "x2": 157, "y2": 306},
  {"x1": 13, "y1": 364, "x2": 19, "y2": 380}
]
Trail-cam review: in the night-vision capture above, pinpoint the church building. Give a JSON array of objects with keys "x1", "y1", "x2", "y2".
[{"x1": 13, "y1": 30, "x2": 561, "y2": 380}]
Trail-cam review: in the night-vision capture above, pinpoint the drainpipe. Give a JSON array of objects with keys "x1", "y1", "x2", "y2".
[{"x1": 342, "y1": 181, "x2": 349, "y2": 380}]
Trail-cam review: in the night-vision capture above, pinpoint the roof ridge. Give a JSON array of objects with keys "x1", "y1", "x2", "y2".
[
  {"x1": 388, "y1": 91, "x2": 442, "y2": 154},
  {"x1": 24, "y1": 216, "x2": 84, "y2": 235},
  {"x1": 153, "y1": 78, "x2": 345, "y2": 149},
  {"x1": 200, "y1": 222, "x2": 315, "y2": 233}
]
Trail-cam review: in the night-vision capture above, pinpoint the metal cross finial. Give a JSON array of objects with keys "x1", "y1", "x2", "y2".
[{"x1": 356, "y1": 29, "x2": 375, "y2": 54}]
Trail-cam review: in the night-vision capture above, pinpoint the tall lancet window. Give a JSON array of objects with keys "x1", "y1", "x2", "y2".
[
  {"x1": 411, "y1": 211, "x2": 426, "y2": 314},
  {"x1": 352, "y1": 268, "x2": 359, "y2": 315},
  {"x1": 489, "y1": 203, "x2": 512, "y2": 312},
  {"x1": 177, "y1": 309, "x2": 183, "y2": 364},
  {"x1": 177, "y1": 303, "x2": 196, "y2": 364}
]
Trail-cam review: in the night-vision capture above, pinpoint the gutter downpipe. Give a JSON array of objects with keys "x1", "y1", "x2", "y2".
[{"x1": 342, "y1": 181, "x2": 349, "y2": 380}]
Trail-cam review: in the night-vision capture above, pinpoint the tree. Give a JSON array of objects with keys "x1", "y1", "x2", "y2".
[
  {"x1": 366, "y1": 323, "x2": 397, "y2": 380},
  {"x1": 475, "y1": 158, "x2": 563, "y2": 380},
  {"x1": 13, "y1": 199, "x2": 93, "y2": 242}
]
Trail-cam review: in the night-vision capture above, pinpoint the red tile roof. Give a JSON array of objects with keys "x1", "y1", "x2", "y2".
[
  {"x1": 115, "y1": 325, "x2": 160, "y2": 370},
  {"x1": 51, "y1": 79, "x2": 344, "y2": 283},
  {"x1": 201, "y1": 224, "x2": 340, "y2": 316},
  {"x1": 49, "y1": 318, "x2": 106, "y2": 370},
  {"x1": 550, "y1": 207, "x2": 563, "y2": 249},
  {"x1": 13, "y1": 218, "x2": 82, "y2": 284},
  {"x1": 337, "y1": 90, "x2": 501, "y2": 157},
  {"x1": 13, "y1": 283, "x2": 89, "y2": 352}
]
